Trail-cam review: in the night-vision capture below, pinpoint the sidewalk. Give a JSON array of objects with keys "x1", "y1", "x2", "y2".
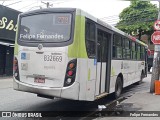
[
  {"x1": 119, "y1": 74, "x2": 160, "y2": 111},
  {"x1": 96, "y1": 93, "x2": 160, "y2": 120},
  {"x1": 120, "y1": 92, "x2": 160, "y2": 111},
  {"x1": 95, "y1": 75, "x2": 160, "y2": 120}
]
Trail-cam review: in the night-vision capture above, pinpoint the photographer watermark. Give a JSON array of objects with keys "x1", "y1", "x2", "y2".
[
  {"x1": 20, "y1": 33, "x2": 64, "y2": 40},
  {"x1": 1, "y1": 112, "x2": 42, "y2": 118}
]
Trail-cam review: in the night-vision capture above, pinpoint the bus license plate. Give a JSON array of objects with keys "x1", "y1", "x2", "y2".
[{"x1": 34, "y1": 78, "x2": 45, "y2": 83}]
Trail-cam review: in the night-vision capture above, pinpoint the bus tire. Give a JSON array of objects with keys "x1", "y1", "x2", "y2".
[
  {"x1": 137, "y1": 72, "x2": 144, "y2": 85},
  {"x1": 114, "y1": 77, "x2": 123, "y2": 99}
]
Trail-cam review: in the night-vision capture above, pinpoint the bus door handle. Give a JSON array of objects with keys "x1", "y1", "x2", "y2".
[{"x1": 36, "y1": 51, "x2": 44, "y2": 54}]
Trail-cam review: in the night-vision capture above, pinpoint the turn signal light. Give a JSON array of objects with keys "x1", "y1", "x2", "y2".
[
  {"x1": 69, "y1": 63, "x2": 74, "y2": 69},
  {"x1": 13, "y1": 58, "x2": 18, "y2": 71},
  {"x1": 13, "y1": 57, "x2": 20, "y2": 81}
]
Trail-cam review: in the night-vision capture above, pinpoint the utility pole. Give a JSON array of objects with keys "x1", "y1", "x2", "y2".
[
  {"x1": 41, "y1": 1, "x2": 53, "y2": 8},
  {"x1": 2, "y1": 0, "x2": 5, "y2": 5},
  {"x1": 150, "y1": 1, "x2": 160, "y2": 93}
]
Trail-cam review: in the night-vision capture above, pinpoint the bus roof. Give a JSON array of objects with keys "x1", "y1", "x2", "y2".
[
  {"x1": 76, "y1": 8, "x2": 148, "y2": 48},
  {"x1": 19, "y1": 7, "x2": 148, "y2": 48}
]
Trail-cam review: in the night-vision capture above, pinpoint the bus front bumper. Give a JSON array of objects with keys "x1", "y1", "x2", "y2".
[{"x1": 13, "y1": 78, "x2": 80, "y2": 100}]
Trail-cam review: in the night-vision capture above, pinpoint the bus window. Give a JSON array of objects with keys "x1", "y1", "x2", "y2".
[
  {"x1": 123, "y1": 38, "x2": 131, "y2": 59},
  {"x1": 137, "y1": 44, "x2": 141, "y2": 60},
  {"x1": 132, "y1": 42, "x2": 136, "y2": 60},
  {"x1": 113, "y1": 35, "x2": 122, "y2": 59},
  {"x1": 85, "y1": 19, "x2": 96, "y2": 58},
  {"x1": 140, "y1": 46, "x2": 145, "y2": 60},
  {"x1": 19, "y1": 13, "x2": 72, "y2": 42}
]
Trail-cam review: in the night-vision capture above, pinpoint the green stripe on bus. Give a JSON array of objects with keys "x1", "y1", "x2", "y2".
[
  {"x1": 14, "y1": 41, "x2": 18, "y2": 55},
  {"x1": 88, "y1": 68, "x2": 91, "y2": 80},
  {"x1": 14, "y1": 27, "x2": 19, "y2": 55},
  {"x1": 111, "y1": 66, "x2": 115, "y2": 76},
  {"x1": 68, "y1": 15, "x2": 88, "y2": 58}
]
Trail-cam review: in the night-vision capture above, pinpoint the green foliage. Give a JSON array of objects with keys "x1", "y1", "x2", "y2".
[{"x1": 116, "y1": 1, "x2": 158, "y2": 37}]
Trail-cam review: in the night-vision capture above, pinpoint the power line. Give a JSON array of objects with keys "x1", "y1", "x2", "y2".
[
  {"x1": 101, "y1": 8, "x2": 158, "y2": 24},
  {"x1": 100, "y1": 16, "x2": 120, "y2": 25},
  {"x1": 102, "y1": 17, "x2": 119, "y2": 20},
  {"x1": 28, "y1": 6, "x2": 42, "y2": 11},
  {"x1": 101, "y1": 15, "x2": 119, "y2": 20},
  {"x1": 19, "y1": 0, "x2": 73, "y2": 11},
  {"x1": 5, "y1": 1, "x2": 22, "y2": 7},
  {"x1": 101, "y1": 10, "x2": 158, "y2": 24},
  {"x1": 18, "y1": 1, "x2": 38, "y2": 10},
  {"x1": 102, "y1": 18, "x2": 119, "y2": 22}
]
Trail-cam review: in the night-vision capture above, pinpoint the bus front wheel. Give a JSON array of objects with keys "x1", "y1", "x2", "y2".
[{"x1": 114, "y1": 77, "x2": 123, "y2": 99}]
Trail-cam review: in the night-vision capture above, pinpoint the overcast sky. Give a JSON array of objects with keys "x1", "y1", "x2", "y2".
[{"x1": 0, "y1": 0, "x2": 159, "y2": 25}]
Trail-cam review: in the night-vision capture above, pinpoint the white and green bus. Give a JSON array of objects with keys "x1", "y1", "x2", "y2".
[{"x1": 13, "y1": 8, "x2": 148, "y2": 101}]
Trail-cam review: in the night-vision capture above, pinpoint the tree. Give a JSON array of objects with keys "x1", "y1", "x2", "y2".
[{"x1": 116, "y1": 1, "x2": 158, "y2": 40}]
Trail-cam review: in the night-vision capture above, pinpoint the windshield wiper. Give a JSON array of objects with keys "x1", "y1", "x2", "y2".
[{"x1": 20, "y1": 38, "x2": 45, "y2": 42}]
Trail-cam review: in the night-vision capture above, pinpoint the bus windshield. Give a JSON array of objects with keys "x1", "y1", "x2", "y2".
[{"x1": 19, "y1": 13, "x2": 72, "y2": 42}]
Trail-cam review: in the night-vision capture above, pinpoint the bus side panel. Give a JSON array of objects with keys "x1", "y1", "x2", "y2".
[
  {"x1": 77, "y1": 59, "x2": 87, "y2": 100},
  {"x1": 133, "y1": 61, "x2": 141, "y2": 83},
  {"x1": 61, "y1": 82, "x2": 80, "y2": 100},
  {"x1": 77, "y1": 59, "x2": 96, "y2": 101},
  {"x1": 109, "y1": 76, "x2": 117, "y2": 93},
  {"x1": 125, "y1": 60, "x2": 144, "y2": 86},
  {"x1": 68, "y1": 15, "x2": 94, "y2": 101},
  {"x1": 109, "y1": 60, "x2": 123, "y2": 93},
  {"x1": 110, "y1": 60, "x2": 145, "y2": 93},
  {"x1": 127, "y1": 61, "x2": 135, "y2": 85},
  {"x1": 95, "y1": 62, "x2": 101, "y2": 95},
  {"x1": 121, "y1": 61, "x2": 133, "y2": 87},
  {"x1": 86, "y1": 59, "x2": 96, "y2": 101},
  {"x1": 136, "y1": 61, "x2": 145, "y2": 79},
  {"x1": 61, "y1": 56, "x2": 80, "y2": 100},
  {"x1": 122, "y1": 60, "x2": 135, "y2": 87}
]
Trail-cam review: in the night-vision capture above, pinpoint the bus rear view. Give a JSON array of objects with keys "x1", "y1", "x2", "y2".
[
  {"x1": 14, "y1": 8, "x2": 147, "y2": 101},
  {"x1": 13, "y1": 8, "x2": 80, "y2": 100}
]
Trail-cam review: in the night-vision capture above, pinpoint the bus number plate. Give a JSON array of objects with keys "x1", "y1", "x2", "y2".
[
  {"x1": 34, "y1": 78, "x2": 45, "y2": 83},
  {"x1": 44, "y1": 55, "x2": 62, "y2": 62}
]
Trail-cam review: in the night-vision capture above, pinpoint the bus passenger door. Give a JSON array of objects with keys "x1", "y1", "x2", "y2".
[{"x1": 95, "y1": 30, "x2": 111, "y2": 96}]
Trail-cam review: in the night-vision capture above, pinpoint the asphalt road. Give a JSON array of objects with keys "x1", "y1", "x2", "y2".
[{"x1": 0, "y1": 74, "x2": 151, "y2": 119}]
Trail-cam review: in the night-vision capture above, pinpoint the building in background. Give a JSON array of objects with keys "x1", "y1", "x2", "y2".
[{"x1": 0, "y1": 5, "x2": 20, "y2": 76}]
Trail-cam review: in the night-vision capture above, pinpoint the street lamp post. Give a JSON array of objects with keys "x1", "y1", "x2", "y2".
[{"x1": 150, "y1": 1, "x2": 160, "y2": 93}]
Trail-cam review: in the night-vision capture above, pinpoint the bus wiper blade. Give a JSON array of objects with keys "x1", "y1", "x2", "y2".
[
  {"x1": 29, "y1": 38, "x2": 45, "y2": 41},
  {"x1": 20, "y1": 38, "x2": 44, "y2": 41}
]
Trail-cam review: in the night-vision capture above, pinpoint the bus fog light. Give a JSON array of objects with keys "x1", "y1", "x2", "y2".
[{"x1": 67, "y1": 78, "x2": 72, "y2": 84}]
